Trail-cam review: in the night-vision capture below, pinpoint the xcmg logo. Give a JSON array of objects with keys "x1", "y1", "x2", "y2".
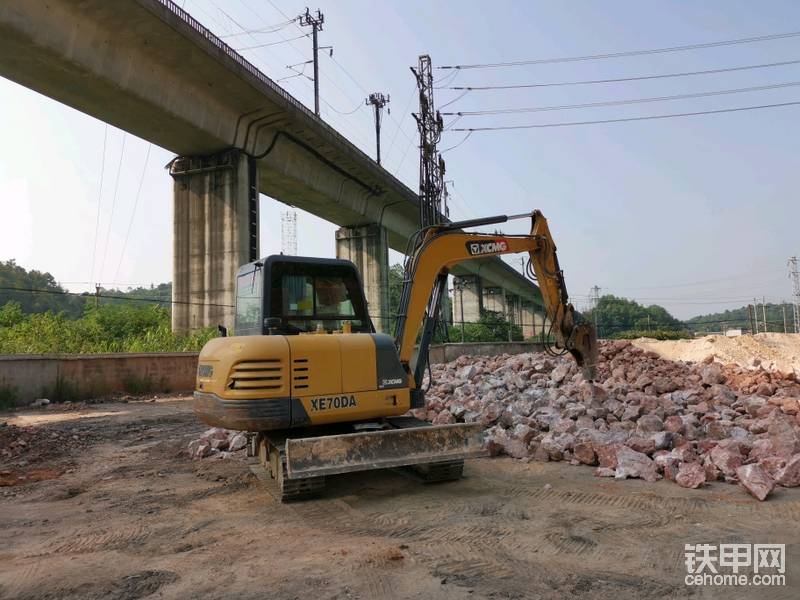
[{"x1": 466, "y1": 239, "x2": 508, "y2": 256}]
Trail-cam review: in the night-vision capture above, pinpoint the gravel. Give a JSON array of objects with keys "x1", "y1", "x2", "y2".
[{"x1": 413, "y1": 340, "x2": 800, "y2": 501}]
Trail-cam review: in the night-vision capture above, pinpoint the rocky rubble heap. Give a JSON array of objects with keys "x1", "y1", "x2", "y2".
[
  {"x1": 188, "y1": 427, "x2": 248, "y2": 460},
  {"x1": 411, "y1": 341, "x2": 800, "y2": 501}
]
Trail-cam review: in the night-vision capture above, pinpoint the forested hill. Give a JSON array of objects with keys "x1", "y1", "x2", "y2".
[
  {"x1": 0, "y1": 260, "x2": 171, "y2": 317},
  {"x1": 685, "y1": 302, "x2": 795, "y2": 333},
  {"x1": 582, "y1": 295, "x2": 685, "y2": 337}
]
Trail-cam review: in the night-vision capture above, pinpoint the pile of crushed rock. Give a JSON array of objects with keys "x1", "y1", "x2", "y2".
[
  {"x1": 188, "y1": 428, "x2": 248, "y2": 460},
  {"x1": 411, "y1": 340, "x2": 800, "y2": 501}
]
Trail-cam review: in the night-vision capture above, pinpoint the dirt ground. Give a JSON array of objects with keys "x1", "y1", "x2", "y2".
[
  {"x1": 632, "y1": 333, "x2": 800, "y2": 374},
  {"x1": 1, "y1": 398, "x2": 799, "y2": 600}
]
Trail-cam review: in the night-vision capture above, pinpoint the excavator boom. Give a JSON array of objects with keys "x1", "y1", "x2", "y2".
[{"x1": 394, "y1": 210, "x2": 598, "y2": 392}]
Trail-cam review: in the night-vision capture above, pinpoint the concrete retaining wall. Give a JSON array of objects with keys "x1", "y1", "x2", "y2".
[
  {"x1": 0, "y1": 342, "x2": 545, "y2": 408},
  {"x1": 0, "y1": 353, "x2": 199, "y2": 407}
]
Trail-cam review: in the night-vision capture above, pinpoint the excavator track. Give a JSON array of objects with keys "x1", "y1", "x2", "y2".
[
  {"x1": 408, "y1": 459, "x2": 465, "y2": 482},
  {"x1": 254, "y1": 434, "x2": 326, "y2": 502},
  {"x1": 248, "y1": 418, "x2": 478, "y2": 501}
]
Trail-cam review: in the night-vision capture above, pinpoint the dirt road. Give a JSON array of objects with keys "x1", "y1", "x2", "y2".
[{"x1": 1, "y1": 398, "x2": 798, "y2": 599}]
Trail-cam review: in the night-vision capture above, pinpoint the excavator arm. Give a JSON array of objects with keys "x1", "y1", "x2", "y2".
[{"x1": 394, "y1": 210, "x2": 598, "y2": 398}]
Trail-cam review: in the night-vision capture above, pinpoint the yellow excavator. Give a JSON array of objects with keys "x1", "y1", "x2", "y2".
[{"x1": 194, "y1": 210, "x2": 597, "y2": 500}]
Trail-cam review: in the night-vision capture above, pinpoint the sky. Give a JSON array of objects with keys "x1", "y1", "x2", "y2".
[{"x1": 1, "y1": 0, "x2": 799, "y2": 319}]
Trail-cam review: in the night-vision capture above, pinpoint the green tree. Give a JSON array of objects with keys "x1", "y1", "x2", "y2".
[
  {"x1": 583, "y1": 294, "x2": 686, "y2": 338},
  {"x1": 0, "y1": 259, "x2": 84, "y2": 317},
  {"x1": 446, "y1": 309, "x2": 523, "y2": 342},
  {"x1": 685, "y1": 302, "x2": 794, "y2": 334},
  {"x1": 0, "y1": 301, "x2": 24, "y2": 327},
  {"x1": 386, "y1": 263, "x2": 405, "y2": 332}
]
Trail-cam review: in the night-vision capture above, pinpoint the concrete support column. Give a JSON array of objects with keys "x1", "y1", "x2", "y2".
[
  {"x1": 171, "y1": 149, "x2": 259, "y2": 333},
  {"x1": 482, "y1": 286, "x2": 507, "y2": 314},
  {"x1": 453, "y1": 275, "x2": 482, "y2": 327},
  {"x1": 520, "y1": 301, "x2": 536, "y2": 339},
  {"x1": 335, "y1": 223, "x2": 390, "y2": 332},
  {"x1": 506, "y1": 293, "x2": 522, "y2": 328}
]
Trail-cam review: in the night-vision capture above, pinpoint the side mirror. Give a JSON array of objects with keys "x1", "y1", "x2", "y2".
[
  {"x1": 264, "y1": 317, "x2": 281, "y2": 335},
  {"x1": 217, "y1": 325, "x2": 228, "y2": 337}
]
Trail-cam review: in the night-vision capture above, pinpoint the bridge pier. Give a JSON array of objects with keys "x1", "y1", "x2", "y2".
[
  {"x1": 482, "y1": 286, "x2": 507, "y2": 315},
  {"x1": 521, "y1": 301, "x2": 536, "y2": 339},
  {"x1": 170, "y1": 150, "x2": 259, "y2": 333},
  {"x1": 452, "y1": 275, "x2": 482, "y2": 330},
  {"x1": 335, "y1": 223, "x2": 390, "y2": 333},
  {"x1": 506, "y1": 293, "x2": 522, "y2": 335}
]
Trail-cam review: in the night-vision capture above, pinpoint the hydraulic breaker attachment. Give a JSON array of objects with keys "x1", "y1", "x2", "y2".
[
  {"x1": 567, "y1": 322, "x2": 599, "y2": 381},
  {"x1": 284, "y1": 422, "x2": 487, "y2": 480}
]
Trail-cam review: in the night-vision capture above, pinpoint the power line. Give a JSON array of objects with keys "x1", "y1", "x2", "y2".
[
  {"x1": 325, "y1": 52, "x2": 419, "y2": 153},
  {"x1": 113, "y1": 143, "x2": 152, "y2": 285},
  {"x1": 441, "y1": 131, "x2": 473, "y2": 153},
  {"x1": 264, "y1": 0, "x2": 295, "y2": 23},
  {"x1": 328, "y1": 53, "x2": 368, "y2": 94},
  {"x1": 439, "y1": 90, "x2": 470, "y2": 109},
  {"x1": 450, "y1": 100, "x2": 800, "y2": 132},
  {"x1": 217, "y1": 18, "x2": 297, "y2": 38},
  {"x1": 89, "y1": 124, "x2": 109, "y2": 285},
  {"x1": 439, "y1": 30, "x2": 800, "y2": 70},
  {"x1": 610, "y1": 268, "x2": 786, "y2": 290},
  {"x1": 384, "y1": 84, "x2": 418, "y2": 169},
  {"x1": 443, "y1": 81, "x2": 800, "y2": 116},
  {"x1": 0, "y1": 285, "x2": 234, "y2": 308},
  {"x1": 97, "y1": 132, "x2": 127, "y2": 283},
  {"x1": 236, "y1": 0, "x2": 394, "y2": 154},
  {"x1": 235, "y1": 33, "x2": 309, "y2": 51},
  {"x1": 207, "y1": 0, "x2": 306, "y2": 99},
  {"x1": 324, "y1": 99, "x2": 364, "y2": 115},
  {"x1": 448, "y1": 58, "x2": 800, "y2": 91}
]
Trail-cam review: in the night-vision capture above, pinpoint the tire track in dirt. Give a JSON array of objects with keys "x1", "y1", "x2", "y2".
[{"x1": 0, "y1": 558, "x2": 48, "y2": 598}]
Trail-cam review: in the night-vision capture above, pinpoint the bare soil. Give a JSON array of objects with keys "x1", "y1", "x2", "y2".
[
  {"x1": 1, "y1": 398, "x2": 799, "y2": 600},
  {"x1": 633, "y1": 333, "x2": 800, "y2": 374}
]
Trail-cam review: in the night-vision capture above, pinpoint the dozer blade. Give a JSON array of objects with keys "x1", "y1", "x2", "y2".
[{"x1": 285, "y1": 422, "x2": 487, "y2": 480}]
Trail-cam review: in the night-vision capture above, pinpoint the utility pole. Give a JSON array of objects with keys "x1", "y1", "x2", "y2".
[
  {"x1": 789, "y1": 256, "x2": 800, "y2": 333},
  {"x1": 443, "y1": 180, "x2": 454, "y2": 219},
  {"x1": 753, "y1": 297, "x2": 760, "y2": 333},
  {"x1": 95, "y1": 283, "x2": 100, "y2": 309},
  {"x1": 782, "y1": 303, "x2": 788, "y2": 333},
  {"x1": 454, "y1": 277, "x2": 466, "y2": 342},
  {"x1": 411, "y1": 55, "x2": 445, "y2": 228},
  {"x1": 762, "y1": 296, "x2": 768, "y2": 334},
  {"x1": 590, "y1": 285, "x2": 601, "y2": 337},
  {"x1": 747, "y1": 304, "x2": 756, "y2": 335},
  {"x1": 299, "y1": 8, "x2": 324, "y2": 116},
  {"x1": 365, "y1": 92, "x2": 390, "y2": 166},
  {"x1": 411, "y1": 54, "x2": 448, "y2": 344}
]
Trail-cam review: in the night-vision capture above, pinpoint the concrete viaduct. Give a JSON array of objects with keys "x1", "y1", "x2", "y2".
[{"x1": 0, "y1": 0, "x2": 545, "y2": 336}]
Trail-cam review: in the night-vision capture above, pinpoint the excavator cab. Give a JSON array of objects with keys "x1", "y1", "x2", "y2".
[{"x1": 234, "y1": 255, "x2": 374, "y2": 336}]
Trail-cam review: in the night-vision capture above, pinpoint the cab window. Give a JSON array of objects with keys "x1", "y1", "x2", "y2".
[
  {"x1": 269, "y1": 262, "x2": 370, "y2": 333},
  {"x1": 235, "y1": 269, "x2": 262, "y2": 335}
]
